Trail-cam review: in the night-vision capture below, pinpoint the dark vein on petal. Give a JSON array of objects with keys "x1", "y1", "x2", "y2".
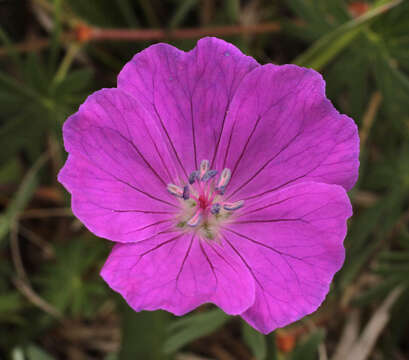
[
  {"x1": 230, "y1": 115, "x2": 262, "y2": 178},
  {"x1": 199, "y1": 241, "x2": 218, "y2": 287},
  {"x1": 222, "y1": 235, "x2": 264, "y2": 290},
  {"x1": 113, "y1": 175, "x2": 176, "y2": 207},
  {"x1": 239, "y1": 193, "x2": 309, "y2": 217},
  {"x1": 234, "y1": 218, "x2": 307, "y2": 224},
  {"x1": 207, "y1": 242, "x2": 238, "y2": 274},
  {"x1": 140, "y1": 233, "x2": 184, "y2": 258},
  {"x1": 111, "y1": 209, "x2": 174, "y2": 214},
  {"x1": 116, "y1": 127, "x2": 168, "y2": 187},
  {"x1": 129, "y1": 233, "x2": 183, "y2": 270},
  {"x1": 73, "y1": 128, "x2": 177, "y2": 208},
  {"x1": 90, "y1": 119, "x2": 168, "y2": 187},
  {"x1": 224, "y1": 227, "x2": 303, "y2": 261},
  {"x1": 226, "y1": 130, "x2": 303, "y2": 200},
  {"x1": 87, "y1": 201, "x2": 175, "y2": 215},
  {"x1": 210, "y1": 105, "x2": 229, "y2": 168},
  {"x1": 176, "y1": 234, "x2": 195, "y2": 282},
  {"x1": 128, "y1": 227, "x2": 178, "y2": 245},
  {"x1": 190, "y1": 97, "x2": 198, "y2": 169},
  {"x1": 145, "y1": 127, "x2": 173, "y2": 181},
  {"x1": 225, "y1": 228, "x2": 313, "y2": 309},
  {"x1": 153, "y1": 103, "x2": 188, "y2": 178},
  {"x1": 222, "y1": 120, "x2": 237, "y2": 169},
  {"x1": 123, "y1": 219, "x2": 172, "y2": 235},
  {"x1": 241, "y1": 163, "x2": 322, "y2": 202}
]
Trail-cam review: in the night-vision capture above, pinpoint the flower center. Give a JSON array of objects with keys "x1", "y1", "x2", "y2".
[{"x1": 167, "y1": 159, "x2": 244, "y2": 239}]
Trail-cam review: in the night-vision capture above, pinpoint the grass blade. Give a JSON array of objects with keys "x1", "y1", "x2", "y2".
[{"x1": 294, "y1": 0, "x2": 403, "y2": 70}]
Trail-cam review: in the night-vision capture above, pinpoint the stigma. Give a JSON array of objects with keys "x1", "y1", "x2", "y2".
[{"x1": 167, "y1": 159, "x2": 244, "y2": 238}]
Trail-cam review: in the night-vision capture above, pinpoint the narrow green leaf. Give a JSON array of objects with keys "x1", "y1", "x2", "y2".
[
  {"x1": 290, "y1": 330, "x2": 325, "y2": 360},
  {"x1": 0, "y1": 27, "x2": 24, "y2": 70},
  {"x1": 11, "y1": 348, "x2": 25, "y2": 360},
  {"x1": 0, "y1": 72, "x2": 39, "y2": 101},
  {"x1": 55, "y1": 69, "x2": 92, "y2": 95},
  {"x1": 48, "y1": 0, "x2": 62, "y2": 74},
  {"x1": 266, "y1": 332, "x2": 278, "y2": 360},
  {"x1": 115, "y1": 0, "x2": 139, "y2": 27},
  {"x1": 119, "y1": 307, "x2": 171, "y2": 360},
  {"x1": 169, "y1": 0, "x2": 198, "y2": 29},
  {"x1": 164, "y1": 308, "x2": 229, "y2": 354},
  {"x1": 242, "y1": 321, "x2": 267, "y2": 360},
  {"x1": 225, "y1": 0, "x2": 240, "y2": 24},
  {"x1": 294, "y1": 0, "x2": 403, "y2": 70},
  {"x1": 26, "y1": 345, "x2": 55, "y2": 360},
  {"x1": 137, "y1": 0, "x2": 161, "y2": 27},
  {"x1": 0, "y1": 154, "x2": 48, "y2": 243}
]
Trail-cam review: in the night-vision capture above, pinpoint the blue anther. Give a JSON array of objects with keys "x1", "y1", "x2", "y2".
[
  {"x1": 223, "y1": 200, "x2": 244, "y2": 211},
  {"x1": 210, "y1": 203, "x2": 221, "y2": 215},
  {"x1": 188, "y1": 171, "x2": 198, "y2": 184},
  {"x1": 182, "y1": 185, "x2": 190, "y2": 200},
  {"x1": 202, "y1": 169, "x2": 218, "y2": 182}
]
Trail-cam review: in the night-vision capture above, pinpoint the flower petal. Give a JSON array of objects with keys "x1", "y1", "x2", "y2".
[
  {"x1": 58, "y1": 88, "x2": 180, "y2": 242},
  {"x1": 223, "y1": 182, "x2": 351, "y2": 333},
  {"x1": 215, "y1": 65, "x2": 359, "y2": 203},
  {"x1": 101, "y1": 232, "x2": 255, "y2": 315},
  {"x1": 117, "y1": 37, "x2": 259, "y2": 176}
]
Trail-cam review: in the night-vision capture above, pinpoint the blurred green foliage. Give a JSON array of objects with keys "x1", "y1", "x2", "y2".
[{"x1": 1, "y1": 0, "x2": 408, "y2": 359}]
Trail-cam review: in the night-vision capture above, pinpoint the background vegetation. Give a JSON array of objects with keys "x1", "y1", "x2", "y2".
[{"x1": 1, "y1": 0, "x2": 409, "y2": 359}]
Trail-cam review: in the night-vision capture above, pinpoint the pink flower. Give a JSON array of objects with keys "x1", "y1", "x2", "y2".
[{"x1": 58, "y1": 37, "x2": 359, "y2": 333}]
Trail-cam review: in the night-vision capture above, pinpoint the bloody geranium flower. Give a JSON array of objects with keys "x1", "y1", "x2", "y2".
[{"x1": 58, "y1": 37, "x2": 359, "y2": 334}]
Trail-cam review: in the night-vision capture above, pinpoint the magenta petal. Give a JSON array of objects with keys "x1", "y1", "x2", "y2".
[
  {"x1": 117, "y1": 37, "x2": 259, "y2": 174},
  {"x1": 101, "y1": 232, "x2": 255, "y2": 315},
  {"x1": 215, "y1": 65, "x2": 359, "y2": 202},
  {"x1": 224, "y1": 182, "x2": 351, "y2": 333},
  {"x1": 58, "y1": 89, "x2": 180, "y2": 242}
]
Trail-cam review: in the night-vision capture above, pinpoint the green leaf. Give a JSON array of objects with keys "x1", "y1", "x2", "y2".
[
  {"x1": 163, "y1": 308, "x2": 229, "y2": 354},
  {"x1": 11, "y1": 348, "x2": 25, "y2": 360},
  {"x1": 169, "y1": 0, "x2": 198, "y2": 29},
  {"x1": 242, "y1": 321, "x2": 267, "y2": 360},
  {"x1": 37, "y1": 237, "x2": 107, "y2": 317},
  {"x1": 136, "y1": 0, "x2": 160, "y2": 27},
  {"x1": 294, "y1": 0, "x2": 404, "y2": 70},
  {"x1": 339, "y1": 187, "x2": 407, "y2": 289},
  {"x1": 48, "y1": 0, "x2": 62, "y2": 75},
  {"x1": 290, "y1": 329, "x2": 325, "y2": 360},
  {"x1": 119, "y1": 307, "x2": 171, "y2": 360},
  {"x1": 0, "y1": 154, "x2": 48, "y2": 243},
  {"x1": 225, "y1": 0, "x2": 240, "y2": 24},
  {"x1": 26, "y1": 345, "x2": 55, "y2": 360},
  {"x1": 0, "y1": 292, "x2": 24, "y2": 323},
  {"x1": 0, "y1": 27, "x2": 24, "y2": 70},
  {"x1": 266, "y1": 332, "x2": 278, "y2": 360},
  {"x1": 115, "y1": 0, "x2": 139, "y2": 27}
]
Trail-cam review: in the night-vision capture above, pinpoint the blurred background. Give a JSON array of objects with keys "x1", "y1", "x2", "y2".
[{"x1": 1, "y1": 0, "x2": 409, "y2": 359}]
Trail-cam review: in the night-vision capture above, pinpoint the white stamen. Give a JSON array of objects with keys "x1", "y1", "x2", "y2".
[
  {"x1": 167, "y1": 184, "x2": 184, "y2": 197},
  {"x1": 187, "y1": 211, "x2": 202, "y2": 227},
  {"x1": 199, "y1": 159, "x2": 209, "y2": 179},
  {"x1": 217, "y1": 168, "x2": 231, "y2": 192}
]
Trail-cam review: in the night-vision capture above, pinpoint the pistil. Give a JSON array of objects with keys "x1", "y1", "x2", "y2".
[{"x1": 167, "y1": 159, "x2": 244, "y2": 236}]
